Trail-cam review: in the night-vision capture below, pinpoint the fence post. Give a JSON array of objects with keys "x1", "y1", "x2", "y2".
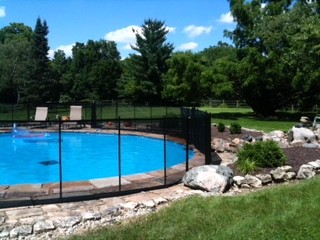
[
  {"x1": 205, "y1": 112, "x2": 212, "y2": 165},
  {"x1": 163, "y1": 117, "x2": 167, "y2": 185},
  {"x1": 27, "y1": 103, "x2": 30, "y2": 121},
  {"x1": 185, "y1": 117, "x2": 190, "y2": 172},
  {"x1": 11, "y1": 103, "x2": 13, "y2": 122},
  {"x1": 91, "y1": 101, "x2": 97, "y2": 128},
  {"x1": 58, "y1": 117, "x2": 63, "y2": 201},
  {"x1": 116, "y1": 101, "x2": 118, "y2": 118},
  {"x1": 118, "y1": 116, "x2": 122, "y2": 192}
]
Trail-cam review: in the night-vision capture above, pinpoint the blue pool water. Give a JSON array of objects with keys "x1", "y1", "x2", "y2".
[{"x1": 0, "y1": 132, "x2": 194, "y2": 185}]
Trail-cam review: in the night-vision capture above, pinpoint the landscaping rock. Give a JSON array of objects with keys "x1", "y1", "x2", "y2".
[
  {"x1": 244, "y1": 174, "x2": 262, "y2": 188},
  {"x1": 54, "y1": 216, "x2": 81, "y2": 228},
  {"x1": 291, "y1": 127, "x2": 317, "y2": 143},
  {"x1": 233, "y1": 176, "x2": 245, "y2": 186},
  {"x1": 297, "y1": 164, "x2": 316, "y2": 179},
  {"x1": 270, "y1": 168, "x2": 287, "y2": 182},
  {"x1": 283, "y1": 172, "x2": 296, "y2": 181},
  {"x1": 10, "y1": 225, "x2": 33, "y2": 238},
  {"x1": 182, "y1": 165, "x2": 234, "y2": 193},
  {"x1": 256, "y1": 174, "x2": 273, "y2": 185},
  {"x1": 34, "y1": 220, "x2": 55, "y2": 234}
]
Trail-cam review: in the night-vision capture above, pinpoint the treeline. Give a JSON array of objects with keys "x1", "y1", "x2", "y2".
[{"x1": 0, "y1": 0, "x2": 320, "y2": 116}]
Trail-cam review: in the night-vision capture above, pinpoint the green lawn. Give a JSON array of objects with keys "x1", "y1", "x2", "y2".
[
  {"x1": 68, "y1": 177, "x2": 320, "y2": 240},
  {"x1": 200, "y1": 107, "x2": 307, "y2": 132}
]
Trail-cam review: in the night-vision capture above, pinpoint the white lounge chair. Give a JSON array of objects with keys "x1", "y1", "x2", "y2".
[
  {"x1": 33, "y1": 107, "x2": 49, "y2": 127},
  {"x1": 63, "y1": 105, "x2": 85, "y2": 128},
  {"x1": 35, "y1": 107, "x2": 48, "y2": 121}
]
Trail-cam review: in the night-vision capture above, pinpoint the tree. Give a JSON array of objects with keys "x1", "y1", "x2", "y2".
[
  {"x1": 29, "y1": 17, "x2": 58, "y2": 103},
  {"x1": 50, "y1": 50, "x2": 71, "y2": 102},
  {"x1": 199, "y1": 43, "x2": 238, "y2": 100},
  {"x1": 287, "y1": 2, "x2": 320, "y2": 110},
  {"x1": 226, "y1": 0, "x2": 303, "y2": 116},
  {"x1": 67, "y1": 40, "x2": 122, "y2": 101},
  {"x1": 163, "y1": 52, "x2": 204, "y2": 105},
  {"x1": 124, "y1": 19, "x2": 174, "y2": 104},
  {"x1": 0, "y1": 23, "x2": 34, "y2": 103}
]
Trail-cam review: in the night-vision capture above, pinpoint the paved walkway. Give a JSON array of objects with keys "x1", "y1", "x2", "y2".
[{"x1": 0, "y1": 183, "x2": 203, "y2": 239}]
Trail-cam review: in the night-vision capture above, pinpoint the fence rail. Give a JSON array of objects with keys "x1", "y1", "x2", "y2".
[
  {"x1": 201, "y1": 99, "x2": 320, "y2": 112},
  {"x1": 0, "y1": 104, "x2": 211, "y2": 208}
]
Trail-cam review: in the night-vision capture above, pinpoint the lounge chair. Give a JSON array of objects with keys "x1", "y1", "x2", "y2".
[
  {"x1": 63, "y1": 105, "x2": 85, "y2": 128},
  {"x1": 33, "y1": 107, "x2": 49, "y2": 128}
]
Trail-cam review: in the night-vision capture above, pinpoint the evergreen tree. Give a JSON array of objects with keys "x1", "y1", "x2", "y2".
[
  {"x1": 29, "y1": 17, "x2": 57, "y2": 103},
  {"x1": 124, "y1": 19, "x2": 174, "y2": 104}
]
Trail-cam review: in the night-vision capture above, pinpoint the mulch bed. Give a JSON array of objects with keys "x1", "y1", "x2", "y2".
[{"x1": 211, "y1": 126, "x2": 320, "y2": 176}]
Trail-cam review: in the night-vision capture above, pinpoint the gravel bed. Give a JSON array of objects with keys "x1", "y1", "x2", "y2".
[{"x1": 211, "y1": 126, "x2": 320, "y2": 175}]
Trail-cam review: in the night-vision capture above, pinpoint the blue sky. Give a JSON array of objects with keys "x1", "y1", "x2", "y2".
[{"x1": 0, "y1": 0, "x2": 235, "y2": 59}]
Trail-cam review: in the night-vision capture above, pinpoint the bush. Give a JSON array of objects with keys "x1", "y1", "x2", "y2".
[
  {"x1": 236, "y1": 140, "x2": 288, "y2": 174},
  {"x1": 217, "y1": 122, "x2": 225, "y2": 132},
  {"x1": 229, "y1": 122, "x2": 242, "y2": 134},
  {"x1": 237, "y1": 158, "x2": 257, "y2": 175}
]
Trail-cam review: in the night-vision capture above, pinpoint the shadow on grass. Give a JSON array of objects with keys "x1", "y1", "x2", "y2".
[{"x1": 211, "y1": 111, "x2": 317, "y2": 122}]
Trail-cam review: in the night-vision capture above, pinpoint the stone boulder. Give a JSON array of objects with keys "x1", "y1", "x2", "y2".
[
  {"x1": 256, "y1": 174, "x2": 272, "y2": 185},
  {"x1": 270, "y1": 166, "x2": 295, "y2": 182},
  {"x1": 182, "y1": 165, "x2": 234, "y2": 193},
  {"x1": 291, "y1": 127, "x2": 317, "y2": 144},
  {"x1": 244, "y1": 174, "x2": 262, "y2": 188},
  {"x1": 297, "y1": 164, "x2": 316, "y2": 179}
]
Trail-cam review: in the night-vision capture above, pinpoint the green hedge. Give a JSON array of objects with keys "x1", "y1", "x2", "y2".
[{"x1": 236, "y1": 140, "x2": 288, "y2": 174}]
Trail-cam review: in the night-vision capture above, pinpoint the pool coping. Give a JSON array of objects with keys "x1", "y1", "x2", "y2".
[{"x1": 0, "y1": 127, "x2": 205, "y2": 208}]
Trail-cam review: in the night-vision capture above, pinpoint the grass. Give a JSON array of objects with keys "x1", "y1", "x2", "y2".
[
  {"x1": 200, "y1": 107, "x2": 311, "y2": 132},
  {"x1": 68, "y1": 177, "x2": 320, "y2": 240}
]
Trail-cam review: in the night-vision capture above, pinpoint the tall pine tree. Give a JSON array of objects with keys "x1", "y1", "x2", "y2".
[
  {"x1": 28, "y1": 17, "x2": 57, "y2": 103},
  {"x1": 124, "y1": 19, "x2": 174, "y2": 104}
]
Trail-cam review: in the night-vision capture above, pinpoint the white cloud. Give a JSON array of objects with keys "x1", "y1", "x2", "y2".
[
  {"x1": 219, "y1": 12, "x2": 235, "y2": 24},
  {"x1": 48, "y1": 44, "x2": 75, "y2": 59},
  {"x1": 177, "y1": 42, "x2": 198, "y2": 51},
  {"x1": 183, "y1": 25, "x2": 212, "y2": 38},
  {"x1": 0, "y1": 6, "x2": 6, "y2": 18},
  {"x1": 105, "y1": 25, "x2": 176, "y2": 45},
  {"x1": 56, "y1": 44, "x2": 74, "y2": 57},
  {"x1": 105, "y1": 25, "x2": 141, "y2": 44},
  {"x1": 166, "y1": 26, "x2": 176, "y2": 34}
]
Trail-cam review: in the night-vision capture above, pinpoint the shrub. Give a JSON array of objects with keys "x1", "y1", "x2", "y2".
[
  {"x1": 236, "y1": 140, "x2": 288, "y2": 173},
  {"x1": 237, "y1": 158, "x2": 257, "y2": 175},
  {"x1": 217, "y1": 122, "x2": 225, "y2": 132},
  {"x1": 229, "y1": 122, "x2": 242, "y2": 134}
]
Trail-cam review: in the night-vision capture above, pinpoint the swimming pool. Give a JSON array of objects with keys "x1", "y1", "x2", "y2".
[{"x1": 0, "y1": 132, "x2": 194, "y2": 185}]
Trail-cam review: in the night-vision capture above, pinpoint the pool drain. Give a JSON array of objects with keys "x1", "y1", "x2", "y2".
[{"x1": 39, "y1": 160, "x2": 58, "y2": 166}]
